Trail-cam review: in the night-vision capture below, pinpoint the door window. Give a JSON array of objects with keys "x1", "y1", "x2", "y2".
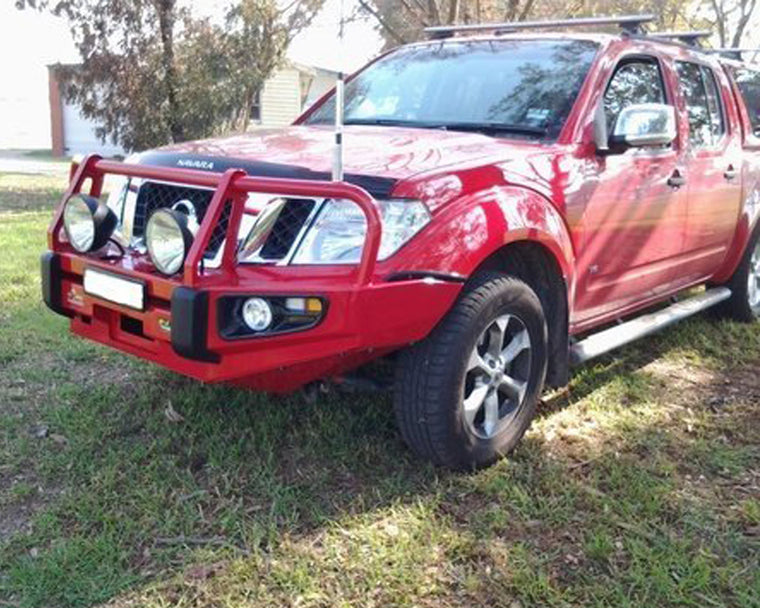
[
  {"x1": 731, "y1": 67, "x2": 760, "y2": 137},
  {"x1": 604, "y1": 59, "x2": 666, "y2": 132},
  {"x1": 675, "y1": 62, "x2": 726, "y2": 148}
]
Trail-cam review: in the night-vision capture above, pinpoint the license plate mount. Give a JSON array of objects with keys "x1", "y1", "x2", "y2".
[{"x1": 83, "y1": 268, "x2": 146, "y2": 311}]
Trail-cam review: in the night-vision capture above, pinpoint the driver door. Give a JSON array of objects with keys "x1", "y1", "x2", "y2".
[{"x1": 574, "y1": 56, "x2": 689, "y2": 325}]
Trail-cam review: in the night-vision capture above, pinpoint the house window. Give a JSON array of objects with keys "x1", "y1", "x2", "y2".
[{"x1": 250, "y1": 90, "x2": 262, "y2": 123}]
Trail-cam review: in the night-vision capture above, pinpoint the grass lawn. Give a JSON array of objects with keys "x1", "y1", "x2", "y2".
[{"x1": 1, "y1": 172, "x2": 759, "y2": 607}]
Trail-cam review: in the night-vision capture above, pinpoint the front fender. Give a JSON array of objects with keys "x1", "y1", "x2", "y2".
[{"x1": 382, "y1": 185, "x2": 576, "y2": 288}]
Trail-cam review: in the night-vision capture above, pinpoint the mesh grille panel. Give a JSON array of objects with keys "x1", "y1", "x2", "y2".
[
  {"x1": 133, "y1": 182, "x2": 229, "y2": 258},
  {"x1": 207, "y1": 199, "x2": 232, "y2": 256},
  {"x1": 259, "y1": 199, "x2": 316, "y2": 260}
]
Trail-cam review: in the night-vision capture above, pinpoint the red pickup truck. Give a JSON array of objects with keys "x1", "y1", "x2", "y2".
[{"x1": 42, "y1": 19, "x2": 760, "y2": 469}]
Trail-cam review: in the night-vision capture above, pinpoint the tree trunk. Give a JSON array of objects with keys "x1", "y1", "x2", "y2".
[
  {"x1": 155, "y1": 0, "x2": 183, "y2": 142},
  {"x1": 427, "y1": 0, "x2": 441, "y2": 24},
  {"x1": 710, "y1": 0, "x2": 727, "y2": 47},
  {"x1": 447, "y1": 0, "x2": 460, "y2": 24},
  {"x1": 237, "y1": 88, "x2": 254, "y2": 133}
]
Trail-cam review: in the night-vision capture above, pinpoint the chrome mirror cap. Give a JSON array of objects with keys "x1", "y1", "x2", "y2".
[
  {"x1": 612, "y1": 102, "x2": 677, "y2": 148},
  {"x1": 612, "y1": 103, "x2": 677, "y2": 148}
]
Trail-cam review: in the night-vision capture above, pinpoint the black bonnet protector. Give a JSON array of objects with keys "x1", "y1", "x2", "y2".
[{"x1": 136, "y1": 151, "x2": 399, "y2": 199}]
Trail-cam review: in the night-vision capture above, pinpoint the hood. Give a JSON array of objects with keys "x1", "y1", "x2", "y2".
[{"x1": 138, "y1": 125, "x2": 544, "y2": 198}]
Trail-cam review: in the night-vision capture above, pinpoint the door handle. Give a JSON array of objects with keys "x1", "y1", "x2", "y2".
[
  {"x1": 667, "y1": 170, "x2": 686, "y2": 188},
  {"x1": 724, "y1": 165, "x2": 737, "y2": 181}
]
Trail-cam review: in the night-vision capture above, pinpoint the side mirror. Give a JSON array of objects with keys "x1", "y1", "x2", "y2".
[{"x1": 611, "y1": 103, "x2": 677, "y2": 148}]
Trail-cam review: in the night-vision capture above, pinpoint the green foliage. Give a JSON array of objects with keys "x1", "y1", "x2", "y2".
[
  {"x1": 360, "y1": 0, "x2": 756, "y2": 52},
  {"x1": 19, "y1": 0, "x2": 325, "y2": 151}
]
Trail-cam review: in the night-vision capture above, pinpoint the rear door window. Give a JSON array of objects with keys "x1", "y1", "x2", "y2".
[
  {"x1": 676, "y1": 61, "x2": 726, "y2": 148},
  {"x1": 731, "y1": 67, "x2": 760, "y2": 137}
]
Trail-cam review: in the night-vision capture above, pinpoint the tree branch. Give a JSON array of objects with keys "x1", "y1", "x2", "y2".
[
  {"x1": 357, "y1": 0, "x2": 408, "y2": 44},
  {"x1": 518, "y1": 0, "x2": 535, "y2": 21}
]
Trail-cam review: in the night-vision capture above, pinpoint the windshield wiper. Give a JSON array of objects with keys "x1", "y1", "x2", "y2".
[
  {"x1": 342, "y1": 118, "x2": 546, "y2": 137},
  {"x1": 343, "y1": 118, "x2": 434, "y2": 128},
  {"x1": 437, "y1": 122, "x2": 547, "y2": 137}
]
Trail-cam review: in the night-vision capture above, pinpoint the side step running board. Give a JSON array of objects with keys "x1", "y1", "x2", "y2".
[{"x1": 570, "y1": 287, "x2": 732, "y2": 365}]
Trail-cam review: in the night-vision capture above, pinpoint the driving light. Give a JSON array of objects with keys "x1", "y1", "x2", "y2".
[
  {"x1": 145, "y1": 209, "x2": 194, "y2": 275},
  {"x1": 242, "y1": 297, "x2": 273, "y2": 331},
  {"x1": 63, "y1": 193, "x2": 117, "y2": 253}
]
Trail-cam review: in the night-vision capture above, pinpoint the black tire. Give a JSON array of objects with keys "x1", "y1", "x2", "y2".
[
  {"x1": 394, "y1": 272, "x2": 548, "y2": 470},
  {"x1": 714, "y1": 226, "x2": 760, "y2": 323}
]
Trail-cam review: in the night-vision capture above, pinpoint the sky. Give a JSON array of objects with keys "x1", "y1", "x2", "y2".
[{"x1": 0, "y1": 0, "x2": 383, "y2": 150}]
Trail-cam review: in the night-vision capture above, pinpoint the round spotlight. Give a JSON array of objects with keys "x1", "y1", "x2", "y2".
[
  {"x1": 145, "y1": 209, "x2": 194, "y2": 275},
  {"x1": 241, "y1": 297, "x2": 273, "y2": 331},
  {"x1": 63, "y1": 194, "x2": 117, "y2": 252}
]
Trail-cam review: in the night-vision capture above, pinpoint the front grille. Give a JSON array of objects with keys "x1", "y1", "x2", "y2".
[
  {"x1": 133, "y1": 182, "x2": 230, "y2": 258},
  {"x1": 258, "y1": 199, "x2": 316, "y2": 260}
]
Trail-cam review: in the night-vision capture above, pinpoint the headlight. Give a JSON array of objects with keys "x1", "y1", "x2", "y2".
[
  {"x1": 290, "y1": 199, "x2": 430, "y2": 264},
  {"x1": 145, "y1": 209, "x2": 194, "y2": 275},
  {"x1": 63, "y1": 193, "x2": 117, "y2": 253},
  {"x1": 292, "y1": 199, "x2": 366, "y2": 264},
  {"x1": 376, "y1": 199, "x2": 432, "y2": 259}
]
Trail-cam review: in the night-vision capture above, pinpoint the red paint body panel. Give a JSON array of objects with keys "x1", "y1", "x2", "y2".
[
  {"x1": 63, "y1": 256, "x2": 461, "y2": 391},
  {"x1": 45, "y1": 34, "x2": 760, "y2": 391}
]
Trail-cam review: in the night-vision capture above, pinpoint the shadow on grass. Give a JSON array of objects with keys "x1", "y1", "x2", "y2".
[
  {"x1": 0, "y1": 174, "x2": 65, "y2": 213},
  {"x1": 1, "y1": 316, "x2": 759, "y2": 607},
  {"x1": 0, "y1": 187, "x2": 63, "y2": 213}
]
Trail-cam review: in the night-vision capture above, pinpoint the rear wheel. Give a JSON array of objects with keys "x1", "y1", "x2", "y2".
[
  {"x1": 716, "y1": 228, "x2": 760, "y2": 323},
  {"x1": 394, "y1": 273, "x2": 548, "y2": 470}
]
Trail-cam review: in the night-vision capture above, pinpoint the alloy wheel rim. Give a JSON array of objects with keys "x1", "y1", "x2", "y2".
[
  {"x1": 749, "y1": 241, "x2": 760, "y2": 309},
  {"x1": 462, "y1": 314, "x2": 532, "y2": 440}
]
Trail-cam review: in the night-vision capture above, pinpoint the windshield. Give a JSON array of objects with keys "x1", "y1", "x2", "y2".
[{"x1": 305, "y1": 39, "x2": 599, "y2": 140}]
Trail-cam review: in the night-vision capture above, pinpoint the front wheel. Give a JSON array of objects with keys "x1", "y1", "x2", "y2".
[{"x1": 394, "y1": 273, "x2": 548, "y2": 470}]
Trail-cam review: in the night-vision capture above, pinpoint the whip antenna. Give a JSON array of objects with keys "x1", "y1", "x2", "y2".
[{"x1": 332, "y1": 0, "x2": 345, "y2": 181}]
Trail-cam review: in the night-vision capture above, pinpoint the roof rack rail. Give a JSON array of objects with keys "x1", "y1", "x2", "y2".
[
  {"x1": 647, "y1": 30, "x2": 711, "y2": 46},
  {"x1": 706, "y1": 48, "x2": 760, "y2": 60},
  {"x1": 424, "y1": 14, "x2": 655, "y2": 39}
]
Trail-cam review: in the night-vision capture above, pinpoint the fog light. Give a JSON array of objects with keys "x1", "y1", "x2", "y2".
[{"x1": 242, "y1": 297, "x2": 273, "y2": 331}]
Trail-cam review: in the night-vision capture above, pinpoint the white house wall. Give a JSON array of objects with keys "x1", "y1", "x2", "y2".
[
  {"x1": 62, "y1": 99, "x2": 124, "y2": 157},
  {"x1": 260, "y1": 68, "x2": 303, "y2": 127}
]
